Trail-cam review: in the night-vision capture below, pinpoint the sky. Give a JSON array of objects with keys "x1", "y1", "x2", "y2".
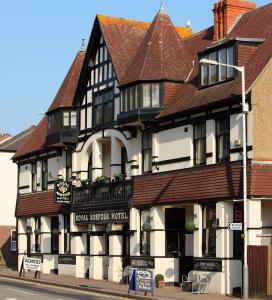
[{"x1": 0, "y1": 0, "x2": 269, "y2": 136}]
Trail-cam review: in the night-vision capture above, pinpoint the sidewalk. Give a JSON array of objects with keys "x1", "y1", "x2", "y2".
[{"x1": 0, "y1": 266, "x2": 241, "y2": 300}]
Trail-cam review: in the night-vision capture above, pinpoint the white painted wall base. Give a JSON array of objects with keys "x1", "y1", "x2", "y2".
[{"x1": 108, "y1": 256, "x2": 122, "y2": 282}]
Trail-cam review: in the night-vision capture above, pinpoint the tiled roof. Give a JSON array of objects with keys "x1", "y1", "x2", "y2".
[
  {"x1": 14, "y1": 50, "x2": 85, "y2": 159},
  {"x1": 120, "y1": 9, "x2": 188, "y2": 86},
  {"x1": 98, "y1": 14, "x2": 192, "y2": 82},
  {"x1": 47, "y1": 50, "x2": 85, "y2": 113},
  {"x1": 160, "y1": 3, "x2": 272, "y2": 118},
  {"x1": 16, "y1": 191, "x2": 69, "y2": 217},
  {"x1": 0, "y1": 126, "x2": 35, "y2": 152},
  {"x1": 0, "y1": 134, "x2": 11, "y2": 144}
]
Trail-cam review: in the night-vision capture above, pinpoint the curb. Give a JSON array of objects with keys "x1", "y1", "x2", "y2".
[{"x1": 0, "y1": 273, "x2": 155, "y2": 300}]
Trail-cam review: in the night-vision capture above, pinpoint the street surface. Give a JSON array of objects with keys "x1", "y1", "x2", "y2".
[{"x1": 0, "y1": 277, "x2": 129, "y2": 300}]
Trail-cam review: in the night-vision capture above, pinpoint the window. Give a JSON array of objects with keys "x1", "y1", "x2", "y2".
[
  {"x1": 202, "y1": 204, "x2": 216, "y2": 257},
  {"x1": 194, "y1": 123, "x2": 206, "y2": 166},
  {"x1": 66, "y1": 151, "x2": 72, "y2": 181},
  {"x1": 142, "y1": 130, "x2": 153, "y2": 173},
  {"x1": 11, "y1": 230, "x2": 16, "y2": 252},
  {"x1": 42, "y1": 160, "x2": 48, "y2": 190},
  {"x1": 63, "y1": 111, "x2": 77, "y2": 128},
  {"x1": 31, "y1": 163, "x2": 37, "y2": 192},
  {"x1": 34, "y1": 217, "x2": 41, "y2": 253},
  {"x1": 48, "y1": 112, "x2": 61, "y2": 134},
  {"x1": 200, "y1": 45, "x2": 235, "y2": 86},
  {"x1": 64, "y1": 215, "x2": 71, "y2": 254},
  {"x1": 140, "y1": 210, "x2": 150, "y2": 255},
  {"x1": 165, "y1": 208, "x2": 185, "y2": 256},
  {"x1": 88, "y1": 154, "x2": 92, "y2": 181},
  {"x1": 121, "y1": 83, "x2": 161, "y2": 113},
  {"x1": 93, "y1": 90, "x2": 114, "y2": 126},
  {"x1": 216, "y1": 118, "x2": 230, "y2": 162},
  {"x1": 51, "y1": 217, "x2": 59, "y2": 254}
]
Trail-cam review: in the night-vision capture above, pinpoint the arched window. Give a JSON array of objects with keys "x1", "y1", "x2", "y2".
[
  {"x1": 88, "y1": 154, "x2": 92, "y2": 181},
  {"x1": 142, "y1": 129, "x2": 153, "y2": 173}
]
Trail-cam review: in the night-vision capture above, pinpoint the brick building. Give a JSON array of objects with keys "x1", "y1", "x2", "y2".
[{"x1": 13, "y1": 0, "x2": 272, "y2": 296}]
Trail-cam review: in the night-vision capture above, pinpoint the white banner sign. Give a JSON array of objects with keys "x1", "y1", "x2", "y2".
[
  {"x1": 23, "y1": 257, "x2": 41, "y2": 272},
  {"x1": 228, "y1": 223, "x2": 243, "y2": 231}
]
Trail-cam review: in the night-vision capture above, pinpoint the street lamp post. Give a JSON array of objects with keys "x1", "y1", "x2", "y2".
[{"x1": 200, "y1": 59, "x2": 249, "y2": 298}]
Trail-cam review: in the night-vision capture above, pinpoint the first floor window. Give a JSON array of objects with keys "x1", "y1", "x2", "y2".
[
  {"x1": 194, "y1": 123, "x2": 206, "y2": 166},
  {"x1": 216, "y1": 118, "x2": 230, "y2": 162},
  {"x1": 63, "y1": 111, "x2": 77, "y2": 128},
  {"x1": 66, "y1": 151, "x2": 72, "y2": 181},
  {"x1": 142, "y1": 129, "x2": 153, "y2": 173},
  {"x1": 140, "y1": 210, "x2": 151, "y2": 255},
  {"x1": 10, "y1": 230, "x2": 16, "y2": 252},
  {"x1": 202, "y1": 204, "x2": 216, "y2": 257},
  {"x1": 88, "y1": 154, "x2": 92, "y2": 181},
  {"x1": 42, "y1": 160, "x2": 48, "y2": 190},
  {"x1": 31, "y1": 163, "x2": 37, "y2": 192},
  {"x1": 93, "y1": 90, "x2": 114, "y2": 126}
]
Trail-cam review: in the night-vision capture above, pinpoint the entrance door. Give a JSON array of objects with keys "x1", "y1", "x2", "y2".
[{"x1": 122, "y1": 223, "x2": 130, "y2": 267}]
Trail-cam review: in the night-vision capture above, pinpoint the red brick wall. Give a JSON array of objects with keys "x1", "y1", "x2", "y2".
[{"x1": 0, "y1": 225, "x2": 17, "y2": 268}]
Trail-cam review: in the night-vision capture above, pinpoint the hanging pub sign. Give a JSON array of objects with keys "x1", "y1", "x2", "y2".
[
  {"x1": 55, "y1": 181, "x2": 72, "y2": 204},
  {"x1": 75, "y1": 209, "x2": 129, "y2": 225},
  {"x1": 128, "y1": 269, "x2": 154, "y2": 296}
]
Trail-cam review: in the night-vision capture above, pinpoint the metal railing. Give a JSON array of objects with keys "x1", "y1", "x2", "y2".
[{"x1": 72, "y1": 180, "x2": 132, "y2": 208}]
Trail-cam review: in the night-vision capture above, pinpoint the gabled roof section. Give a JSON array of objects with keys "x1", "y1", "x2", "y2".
[
  {"x1": 0, "y1": 126, "x2": 35, "y2": 152},
  {"x1": 13, "y1": 116, "x2": 47, "y2": 159},
  {"x1": 97, "y1": 14, "x2": 192, "y2": 83},
  {"x1": 120, "y1": 8, "x2": 188, "y2": 86},
  {"x1": 47, "y1": 50, "x2": 85, "y2": 113}
]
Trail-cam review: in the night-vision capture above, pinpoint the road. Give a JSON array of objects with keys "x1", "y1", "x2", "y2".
[{"x1": 0, "y1": 277, "x2": 129, "y2": 300}]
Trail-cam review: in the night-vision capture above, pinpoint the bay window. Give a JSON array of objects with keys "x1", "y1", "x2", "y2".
[
  {"x1": 63, "y1": 111, "x2": 77, "y2": 128},
  {"x1": 200, "y1": 45, "x2": 235, "y2": 87},
  {"x1": 194, "y1": 123, "x2": 206, "y2": 166},
  {"x1": 202, "y1": 204, "x2": 216, "y2": 257},
  {"x1": 121, "y1": 83, "x2": 161, "y2": 113},
  {"x1": 216, "y1": 117, "x2": 230, "y2": 162}
]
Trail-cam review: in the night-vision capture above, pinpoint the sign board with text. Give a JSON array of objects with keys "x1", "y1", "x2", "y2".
[
  {"x1": 193, "y1": 258, "x2": 222, "y2": 272},
  {"x1": 55, "y1": 181, "x2": 72, "y2": 204},
  {"x1": 23, "y1": 257, "x2": 41, "y2": 272},
  {"x1": 128, "y1": 269, "x2": 154, "y2": 296},
  {"x1": 75, "y1": 209, "x2": 129, "y2": 225},
  {"x1": 228, "y1": 223, "x2": 243, "y2": 231}
]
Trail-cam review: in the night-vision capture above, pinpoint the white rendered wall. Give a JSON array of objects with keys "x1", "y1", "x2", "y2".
[
  {"x1": 18, "y1": 163, "x2": 31, "y2": 194},
  {"x1": 0, "y1": 152, "x2": 17, "y2": 225}
]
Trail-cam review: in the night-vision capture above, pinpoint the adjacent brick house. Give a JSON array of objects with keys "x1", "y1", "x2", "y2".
[{"x1": 13, "y1": 0, "x2": 272, "y2": 296}]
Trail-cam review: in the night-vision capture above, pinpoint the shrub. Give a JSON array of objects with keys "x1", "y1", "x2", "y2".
[{"x1": 155, "y1": 274, "x2": 164, "y2": 282}]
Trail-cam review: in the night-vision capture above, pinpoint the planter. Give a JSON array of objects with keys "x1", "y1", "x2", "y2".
[
  {"x1": 185, "y1": 221, "x2": 195, "y2": 233},
  {"x1": 142, "y1": 223, "x2": 152, "y2": 232},
  {"x1": 34, "y1": 229, "x2": 41, "y2": 235},
  {"x1": 156, "y1": 280, "x2": 166, "y2": 288}
]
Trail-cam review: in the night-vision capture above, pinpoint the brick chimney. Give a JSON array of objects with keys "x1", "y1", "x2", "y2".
[{"x1": 213, "y1": 0, "x2": 256, "y2": 40}]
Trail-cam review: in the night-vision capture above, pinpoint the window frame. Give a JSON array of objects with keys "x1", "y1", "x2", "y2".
[
  {"x1": 202, "y1": 204, "x2": 217, "y2": 258},
  {"x1": 42, "y1": 160, "x2": 48, "y2": 191},
  {"x1": 51, "y1": 216, "x2": 59, "y2": 254},
  {"x1": 216, "y1": 117, "x2": 230, "y2": 163},
  {"x1": 142, "y1": 129, "x2": 153, "y2": 174},
  {"x1": 93, "y1": 89, "x2": 114, "y2": 126},
  {"x1": 200, "y1": 44, "x2": 236, "y2": 87},
  {"x1": 66, "y1": 151, "x2": 72, "y2": 181},
  {"x1": 194, "y1": 122, "x2": 206, "y2": 166},
  {"x1": 140, "y1": 209, "x2": 151, "y2": 256},
  {"x1": 62, "y1": 110, "x2": 77, "y2": 129},
  {"x1": 10, "y1": 230, "x2": 16, "y2": 252},
  {"x1": 31, "y1": 163, "x2": 37, "y2": 192}
]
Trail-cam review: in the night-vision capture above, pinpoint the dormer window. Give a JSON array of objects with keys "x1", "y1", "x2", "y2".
[
  {"x1": 63, "y1": 111, "x2": 77, "y2": 128},
  {"x1": 200, "y1": 45, "x2": 235, "y2": 87},
  {"x1": 121, "y1": 83, "x2": 161, "y2": 113}
]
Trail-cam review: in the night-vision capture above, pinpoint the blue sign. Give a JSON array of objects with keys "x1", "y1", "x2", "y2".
[{"x1": 128, "y1": 269, "x2": 154, "y2": 296}]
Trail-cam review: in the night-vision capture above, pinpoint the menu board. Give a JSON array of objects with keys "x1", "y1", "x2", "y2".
[{"x1": 128, "y1": 269, "x2": 154, "y2": 296}]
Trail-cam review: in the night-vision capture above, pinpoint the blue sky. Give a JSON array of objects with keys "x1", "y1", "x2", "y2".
[{"x1": 0, "y1": 0, "x2": 269, "y2": 135}]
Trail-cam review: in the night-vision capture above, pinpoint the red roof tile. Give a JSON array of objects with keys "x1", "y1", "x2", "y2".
[
  {"x1": 120, "y1": 9, "x2": 188, "y2": 86},
  {"x1": 14, "y1": 50, "x2": 85, "y2": 159},
  {"x1": 47, "y1": 50, "x2": 85, "y2": 113},
  {"x1": 98, "y1": 14, "x2": 192, "y2": 82},
  {"x1": 16, "y1": 191, "x2": 69, "y2": 217}
]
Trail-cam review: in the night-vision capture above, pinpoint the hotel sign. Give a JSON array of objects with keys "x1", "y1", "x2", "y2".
[
  {"x1": 75, "y1": 209, "x2": 129, "y2": 225},
  {"x1": 55, "y1": 181, "x2": 72, "y2": 204},
  {"x1": 193, "y1": 258, "x2": 222, "y2": 272}
]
